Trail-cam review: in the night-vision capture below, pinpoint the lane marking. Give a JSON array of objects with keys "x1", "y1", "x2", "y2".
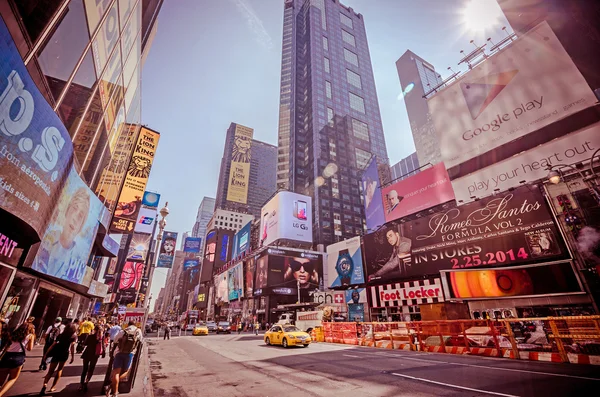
[
  {"x1": 390, "y1": 372, "x2": 520, "y2": 397},
  {"x1": 373, "y1": 352, "x2": 600, "y2": 382},
  {"x1": 342, "y1": 354, "x2": 360, "y2": 358}
]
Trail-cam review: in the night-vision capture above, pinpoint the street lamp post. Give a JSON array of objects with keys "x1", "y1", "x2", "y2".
[{"x1": 145, "y1": 202, "x2": 169, "y2": 309}]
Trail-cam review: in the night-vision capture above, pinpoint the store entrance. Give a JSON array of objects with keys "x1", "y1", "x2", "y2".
[{"x1": 29, "y1": 286, "x2": 72, "y2": 341}]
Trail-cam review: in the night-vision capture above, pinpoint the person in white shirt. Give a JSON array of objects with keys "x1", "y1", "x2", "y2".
[{"x1": 107, "y1": 322, "x2": 142, "y2": 397}]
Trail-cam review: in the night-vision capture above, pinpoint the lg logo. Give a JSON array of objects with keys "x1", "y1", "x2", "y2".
[{"x1": 293, "y1": 223, "x2": 308, "y2": 230}]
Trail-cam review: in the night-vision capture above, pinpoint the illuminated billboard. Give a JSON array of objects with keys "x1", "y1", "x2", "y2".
[
  {"x1": 232, "y1": 221, "x2": 251, "y2": 259},
  {"x1": 226, "y1": 124, "x2": 253, "y2": 204},
  {"x1": 228, "y1": 262, "x2": 244, "y2": 301},
  {"x1": 259, "y1": 191, "x2": 313, "y2": 246},
  {"x1": 326, "y1": 237, "x2": 365, "y2": 288}
]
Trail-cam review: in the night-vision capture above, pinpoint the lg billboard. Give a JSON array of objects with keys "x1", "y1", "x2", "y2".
[{"x1": 259, "y1": 192, "x2": 313, "y2": 246}]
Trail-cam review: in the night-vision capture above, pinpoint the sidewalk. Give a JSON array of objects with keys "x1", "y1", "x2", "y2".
[{"x1": 5, "y1": 343, "x2": 152, "y2": 397}]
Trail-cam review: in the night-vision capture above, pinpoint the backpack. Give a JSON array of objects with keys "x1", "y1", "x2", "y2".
[
  {"x1": 47, "y1": 325, "x2": 60, "y2": 343},
  {"x1": 118, "y1": 328, "x2": 139, "y2": 354}
]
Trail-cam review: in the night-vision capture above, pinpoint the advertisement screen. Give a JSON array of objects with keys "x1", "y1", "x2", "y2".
[
  {"x1": 119, "y1": 261, "x2": 144, "y2": 290},
  {"x1": 215, "y1": 271, "x2": 229, "y2": 304},
  {"x1": 0, "y1": 18, "x2": 75, "y2": 237},
  {"x1": 183, "y1": 259, "x2": 199, "y2": 270},
  {"x1": 326, "y1": 237, "x2": 365, "y2": 288},
  {"x1": 226, "y1": 124, "x2": 254, "y2": 204},
  {"x1": 244, "y1": 256, "x2": 255, "y2": 297},
  {"x1": 30, "y1": 168, "x2": 103, "y2": 286},
  {"x1": 362, "y1": 156, "x2": 385, "y2": 232},
  {"x1": 232, "y1": 221, "x2": 251, "y2": 259},
  {"x1": 450, "y1": 122, "x2": 600, "y2": 203},
  {"x1": 259, "y1": 192, "x2": 313, "y2": 246},
  {"x1": 363, "y1": 187, "x2": 567, "y2": 282},
  {"x1": 183, "y1": 237, "x2": 202, "y2": 253},
  {"x1": 444, "y1": 262, "x2": 582, "y2": 299},
  {"x1": 253, "y1": 248, "x2": 323, "y2": 296},
  {"x1": 348, "y1": 304, "x2": 365, "y2": 322},
  {"x1": 381, "y1": 163, "x2": 454, "y2": 223},
  {"x1": 196, "y1": 286, "x2": 208, "y2": 309},
  {"x1": 200, "y1": 230, "x2": 217, "y2": 283},
  {"x1": 127, "y1": 232, "x2": 152, "y2": 261},
  {"x1": 228, "y1": 262, "x2": 244, "y2": 301},
  {"x1": 428, "y1": 21, "x2": 596, "y2": 170},
  {"x1": 345, "y1": 288, "x2": 368, "y2": 304},
  {"x1": 110, "y1": 127, "x2": 160, "y2": 233},
  {"x1": 157, "y1": 231, "x2": 178, "y2": 268}
]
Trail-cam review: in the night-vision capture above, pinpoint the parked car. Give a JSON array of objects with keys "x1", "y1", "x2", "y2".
[
  {"x1": 206, "y1": 321, "x2": 217, "y2": 332},
  {"x1": 216, "y1": 321, "x2": 231, "y2": 334}
]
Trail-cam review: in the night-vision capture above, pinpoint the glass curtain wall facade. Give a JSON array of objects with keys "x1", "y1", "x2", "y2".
[
  {"x1": 390, "y1": 152, "x2": 420, "y2": 181},
  {"x1": 2, "y1": 0, "x2": 145, "y2": 212},
  {"x1": 276, "y1": 0, "x2": 389, "y2": 246}
]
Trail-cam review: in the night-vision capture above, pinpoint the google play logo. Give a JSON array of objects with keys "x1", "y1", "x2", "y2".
[{"x1": 461, "y1": 70, "x2": 518, "y2": 119}]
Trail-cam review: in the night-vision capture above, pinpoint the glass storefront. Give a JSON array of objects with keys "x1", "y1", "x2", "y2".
[
  {"x1": 0, "y1": 263, "x2": 15, "y2": 305},
  {"x1": 0, "y1": 272, "x2": 38, "y2": 330},
  {"x1": 28, "y1": 282, "x2": 74, "y2": 340}
]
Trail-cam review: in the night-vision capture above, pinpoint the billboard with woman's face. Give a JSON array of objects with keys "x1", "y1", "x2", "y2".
[{"x1": 30, "y1": 168, "x2": 103, "y2": 285}]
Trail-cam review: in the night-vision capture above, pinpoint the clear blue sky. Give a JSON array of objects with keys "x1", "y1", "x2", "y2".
[{"x1": 142, "y1": 0, "x2": 510, "y2": 301}]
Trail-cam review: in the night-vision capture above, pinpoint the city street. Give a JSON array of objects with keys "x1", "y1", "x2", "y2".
[{"x1": 148, "y1": 333, "x2": 600, "y2": 397}]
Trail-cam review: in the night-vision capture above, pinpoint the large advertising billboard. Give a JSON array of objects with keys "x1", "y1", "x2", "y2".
[
  {"x1": 260, "y1": 192, "x2": 313, "y2": 246},
  {"x1": 381, "y1": 163, "x2": 454, "y2": 223},
  {"x1": 157, "y1": 231, "x2": 178, "y2": 268},
  {"x1": 200, "y1": 230, "x2": 217, "y2": 283},
  {"x1": 326, "y1": 237, "x2": 365, "y2": 288},
  {"x1": 451, "y1": 122, "x2": 600, "y2": 203},
  {"x1": 228, "y1": 262, "x2": 244, "y2": 301},
  {"x1": 127, "y1": 232, "x2": 152, "y2": 261},
  {"x1": 362, "y1": 156, "x2": 385, "y2": 232},
  {"x1": 244, "y1": 256, "x2": 255, "y2": 297},
  {"x1": 119, "y1": 261, "x2": 144, "y2": 291},
  {"x1": 363, "y1": 187, "x2": 567, "y2": 282},
  {"x1": 226, "y1": 124, "x2": 253, "y2": 204},
  {"x1": 110, "y1": 127, "x2": 160, "y2": 233},
  {"x1": 215, "y1": 271, "x2": 229, "y2": 304},
  {"x1": 0, "y1": 18, "x2": 74, "y2": 237},
  {"x1": 30, "y1": 168, "x2": 104, "y2": 286},
  {"x1": 183, "y1": 237, "x2": 202, "y2": 253},
  {"x1": 253, "y1": 248, "x2": 323, "y2": 296},
  {"x1": 443, "y1": 262, "x2": 582, "y2": 299},
  {"x1": 196, "y1": 286, "x2": 208, "y2": 309},
  {"x1": 232, "y1": 221, "x2": 251, "y2": 259},
  {"x1": 427, "y1": 21, "x2": 596, "y2": 170}
]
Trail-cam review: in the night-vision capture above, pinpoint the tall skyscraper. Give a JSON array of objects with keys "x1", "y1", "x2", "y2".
[
  {"x1": 396, "y1": 50, "x2": 444, "y2": 166},
  {"x1": 192, "y1": 197, "x2": 215, "y2": 258},
  {"x1": 276, "y1": 0, "x2": 389, "y2": 246},
  {"x1": 390, "y1": 152, "x2": 420, "y2": 181},
  {"x1": 215, "y1": 123, "x2": 277, "y2": 219}
]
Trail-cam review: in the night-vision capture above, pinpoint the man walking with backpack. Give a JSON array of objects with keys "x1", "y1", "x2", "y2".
[
  {"x1": 107, "y1": 321, "x2": 142, "y2": 397},
  {"x1": 39, "y1": 317, "x2": 64, "y2": 371}
]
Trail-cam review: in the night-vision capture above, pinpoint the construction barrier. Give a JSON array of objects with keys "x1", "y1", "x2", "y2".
[{"x1": 319, "y1": 316, "x2": 600, "y2": 365}]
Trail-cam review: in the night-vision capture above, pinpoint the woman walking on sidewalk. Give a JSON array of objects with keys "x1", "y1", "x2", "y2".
[
  {"x1": 79, "y1": 326, "x2": 105, "y2": 392},
  {"x1": 40, "y1": 320, "x2": 78, "y2": 395},
  {"x1": 0, "y1": 323, "x2": 35, "y2": 397}
]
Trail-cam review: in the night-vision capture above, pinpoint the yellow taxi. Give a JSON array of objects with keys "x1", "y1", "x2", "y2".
[
  {"x1": 264, "y1": 324, "x2": 311, "y2": 348},
  {"x1": 193, "y1": 323, "x2": 209, "y2": 336}
]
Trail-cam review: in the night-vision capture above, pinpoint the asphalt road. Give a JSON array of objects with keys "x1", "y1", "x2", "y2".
[{"x1": 147, "y1": 332, "x2": 600, "y2": 397}]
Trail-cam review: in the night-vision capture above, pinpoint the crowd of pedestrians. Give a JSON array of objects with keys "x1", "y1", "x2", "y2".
[{"x1": 0, "y1": 316, "x2": 142, "y2": 397}]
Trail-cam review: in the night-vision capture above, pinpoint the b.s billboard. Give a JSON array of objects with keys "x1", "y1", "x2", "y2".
[
  {"x1": 326, "y1": 237, "x2": 365, "y2": 288},
  {"x1": 30, "y1": 168, "x2": 104, "y2": 286},
  {"x1": 381, "y1": 163, "x2": 454, "y2": 223},
  {"x1": 226, "y1": 124, "x2": 253, "y2": 204},
  {"x1": 427, "y1": 21, "x2": 596, "y2": 170},
  {"x1": 364, "y1": 187, "x2": 567, "y2": 282},
  {"x1": 361, "y1": 156, "x2": 385, "y2": 232},
  {"x1": 260, "y1": 191, "x2": 312, "y2": 246}
]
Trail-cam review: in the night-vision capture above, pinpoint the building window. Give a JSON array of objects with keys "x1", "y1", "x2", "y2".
[
  {"x1": 340, "y1": 13, "x2": 353, "y2": 29},
  {"x1": 323, "y1": 36, "x2": 328, "y2": 51},
  {"x1": 326, "y1": 81, "x2": 332, "y2": 99},
  {"x1": 349, "y1": 92, "x2": 365, "y2": 113},
  {"x1": 342, "y1": 30, "x2": 356, "y2": 46},
  {"x1": 343, "y1": 48, "x2": 358, "y2": 67},
  {"x1": 355, "y1": 148, "x2": 371, "y2": 169},
  {"x1": 346, "y1": 69, "x2": 362, "y2": 89},
  {"x1": 351, "y1": 119, "x2": 369, "y2": 141},
  {"x1": 327, "y1": 107, "x2": 334, "y2": 126},
  {"x1": 324, "y1": 57, "x2": 330, "y2": 73}
]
